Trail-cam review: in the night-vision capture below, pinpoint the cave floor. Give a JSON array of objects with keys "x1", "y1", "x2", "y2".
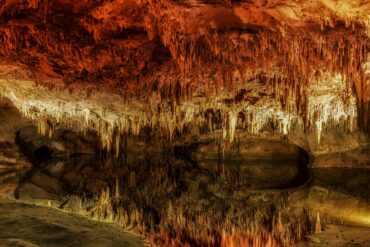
[
  {"x1": 0, "y1": 196, "x2": 145, "y2": 247},
  {"x1": 299, "y1": 224, "x2": 370, "y2": 247}
]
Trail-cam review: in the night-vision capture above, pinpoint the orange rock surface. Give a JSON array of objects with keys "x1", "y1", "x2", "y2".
[{"x1": 0, "y1": 0, "x2": 369, "y2": 127}]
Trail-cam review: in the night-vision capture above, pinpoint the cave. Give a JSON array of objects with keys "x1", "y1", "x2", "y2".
[{"x1": 0, "y1": 1, "x2": 369, "y2": 247}]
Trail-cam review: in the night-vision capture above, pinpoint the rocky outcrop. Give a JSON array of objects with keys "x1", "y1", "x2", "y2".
[{"x1": 0, "y1": 99, "x2": 32, "y2": 197}]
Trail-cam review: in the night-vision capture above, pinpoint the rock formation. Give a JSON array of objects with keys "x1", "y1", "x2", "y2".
[
  {"x1": 0, "y1": 1, "x2": 369, "y2": 149},
  {"x1": 0, "y1": 1, "x2": 370, "y2": 247}
]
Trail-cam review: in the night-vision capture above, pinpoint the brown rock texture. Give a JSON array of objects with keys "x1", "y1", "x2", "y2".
[{"x1": 0, "y1": 1, "x2": 369, "y2": 126}]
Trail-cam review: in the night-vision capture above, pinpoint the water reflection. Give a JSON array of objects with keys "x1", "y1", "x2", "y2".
[
  {"x1": 27, "y1": 147, "x2": 308, "y2": 246},
  {"x1": 313, "y1": 168, "x2": 370, "y2": 201},
  {"x1": 12, "y1": 126, "x2": 369, "y2": 246}
]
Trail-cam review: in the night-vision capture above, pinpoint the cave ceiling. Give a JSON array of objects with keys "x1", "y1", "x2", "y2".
[
  {"x1": 0, "y1": 0, "x2": 369, "y2": 148},
  {"x1": 0, "y1": 0, "x2": 369, "y2": 88}
]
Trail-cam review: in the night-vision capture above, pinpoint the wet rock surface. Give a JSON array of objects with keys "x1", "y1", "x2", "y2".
[
  {"x1": 299, "y1": 224, "x2": 370, "y2": 247},
  {"x1": 0, "y1": 99, "x2": 145, "y2": 246},
  {"x1": 0, "y1": 100, "x2": 33, "y2": 197},
  {"x1": 0, "y1": 197, "x2": 144, "y2": 247}
]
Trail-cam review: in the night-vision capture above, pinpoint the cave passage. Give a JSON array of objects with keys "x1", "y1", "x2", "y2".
[{"x1": 0, "y1": 0, "x2": 369, "y2": 245}]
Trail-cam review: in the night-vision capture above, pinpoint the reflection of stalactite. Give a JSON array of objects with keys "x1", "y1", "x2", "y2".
[{"x1": 220, "y1": 231, "x2": 279, "y2": 247}]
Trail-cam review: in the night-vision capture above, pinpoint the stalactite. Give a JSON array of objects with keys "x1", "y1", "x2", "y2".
[
  {"x1": 306, "y1": 73, "x2": 357, "y2": 144},
  {"x1": 0, "y1": 54, "x2": 362, "y2": 152},
  {"x1": 144, "y1": 11, "x2": 369, "y2": 130},
  {"x1": 0, "y1": 28, "x2": 366, "y2": 158},
  {"x1": 228, "y1": 111, "x2": 237, "y2": 143}
]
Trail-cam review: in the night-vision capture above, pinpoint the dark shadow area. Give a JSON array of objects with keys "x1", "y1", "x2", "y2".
[
  {"x1": 33, "y1": 146, "x2": 52, "y2": 163},
  {"x1": 277, "y1": 147, "x2": 312, "y2": 190}
]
